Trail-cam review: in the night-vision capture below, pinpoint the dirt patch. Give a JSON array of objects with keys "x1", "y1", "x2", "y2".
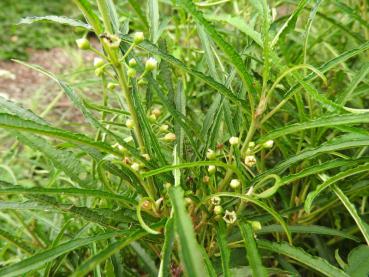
[
  {"x1": 0, "y1": 47, "x2": 98, "y2": 125},
  {"x1": 0, "y1": 48, "x2": 69, "y2": 100}
]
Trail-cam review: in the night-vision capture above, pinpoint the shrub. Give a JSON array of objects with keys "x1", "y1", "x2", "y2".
[{"x1": 0, "y1": 0, "x2": 369, "y2": 276}]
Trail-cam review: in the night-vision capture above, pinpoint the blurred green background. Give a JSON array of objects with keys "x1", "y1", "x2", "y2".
[{"x1": 0, "y1": 0, "x2": 76, "y2": 60}]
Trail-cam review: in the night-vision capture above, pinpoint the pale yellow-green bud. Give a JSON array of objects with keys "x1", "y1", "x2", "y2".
[
  {"x1": 145, "y1": 57, "x2": 157, "y2": 71},
  {"x1": 263, "y1": 140, "x2": 274, "y2": 149},
  {"x1": 148, "y1": 114, "x2": 156, "y2": 123},
  {"x1": 128, "y1": 58, "x2": 137, "y2": 67},
  {"x1": 206, "y1": 149, "x2": 216, "y2": 160},
  {"x1": 230, "y1": 179, "x2": 240, "y2": 189},
  {"x1": 244, "y1": 155, "x2": 256, "y2": 167},
  {"x1": 133, "y1": 31, "x2": 144, "y2": 44},
  {"x1": 93, "y1": 57, "x2": 104, "y2": 68},
  {"x1": 164, "y1": 182, "x2": 172, "y2": 190},
  {"x1": 126, "y1": 119, "x2": 134, "y2": 129},
  {"x1": 164, "y1": 132, "x2": 176, "y2": 142},
  {"x1": 131, "y1": 162, "x2": 140, "y2": 171},
  {"x1": 95, "y1": 67, "x2": 104, "y2": 77},
  {"x1": 208, "y1": 165, "x2": 216, "y2": 175},
  {"x1": 184, "y1": 197, "x2": 193, "y2": 206},
  {"x1": 229, "y1": 136, "x2": 239, "y2": 145},
  {"x1": 76, "y1": 38, "x2": 90, "y2": 50},
  {"x1": 101, "y1": 33, "x2": 121, "y2": 49},
  {"x1": 151, "y1": 108, "x2": 161, "y2": 117},
  {"x1": 250, "y1": 221, "x2": 262, "y2": 231},
  {"x1": 142, "y1": 153, "x2": 151, "y2": 161},
  {"x1": 213, "y1": 205, "x2": 223, "y2": 215},
  {"x1": 127, "y1": 67, "x2": 136, "y2": 78},
  {"x1": 248, "y1": 141, "x2": 255, "y2": 148},
  {"x1": 210, "y1": 196, "x2": 221, "y2": 205},
  {"x1": 107, "y1": 82, "x2": 118, "y2": 90},
  {"x1": 159, "y1": 124, "x2": 169, "y2": 132}
]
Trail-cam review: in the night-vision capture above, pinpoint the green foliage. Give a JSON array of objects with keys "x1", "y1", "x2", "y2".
[
  {"x1": 1, "y1": 0, "x2": 369, "y2": 276},
  {"x1": 0, "y1": 0, "x2": 76, "y2": 60}
]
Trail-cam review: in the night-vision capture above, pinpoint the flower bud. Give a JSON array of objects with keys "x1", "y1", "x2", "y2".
[
  {"x1": 142, "y1": 153, "x2": 151, "y2": 161},
  {"x1": 145, "y1": 57, "x2": 157, "y2": 71},
  {"x1": 164, "y1": 132, "x2": 176, "y2": 142},
  {"x1": 244, "y1": 155, "x2": 256, "y2": 167},
  {"x1": 223, "y1": 210, "x2": 237, "y2": 224},
  {"x1": 210, "y1": 196, "x2": 221, "y2": 205},
  {"x1": 142, "y1": 200, "x2": 152, "y2": 210},
  {"x1": 76, "y1": 38, "x2": 90, "y2": 50},
  {"x1": 93, "y1": 57, "x2": 104, "y2": 68},
  {"x1": 184, "y1": 197, "x2": 193, "y2": 206},
  {"x1": 131, "y1": 162, "x2": 140, "y2": 171},
  {"x1": 206, "y1": 149, "x2": 216, "y2": 160},
  {"x1": 113, "y1": 143, "x2": 125, "y2": 152},
  {"x1": 230, "y1": 179, "x2": 240, "y2": 189},
  {"x1": 251, "y1": 221, "x2": 262, "y2": 231},
  {"x1": 127, "y1": 67, "x2": 136, "y2": 78},
  {"x1": 203, "y1": 175, "x2": 210, "y2": 183},
  {"x1": 159, "y1": 124, "x2": 169, "y2": 132},
  {"x1": 149, "y1": 114, "x2": 156, "y2": 123},
  {"x1": 129, "y1": 58, "x2": 137, "y2": 67},
  {"x1": 229, "y1": 136, "x2": 239, "y2": 145},
  {"x1": 107, "y1": 82, "x2": 118, "y2": 90},
  {"x1": 263, "y1": 140, "x2": 274, "y2": 149},
  {"x1": 95, "y1": 67, "x2": 104, "y2": 77},
  {"x1": 151, "y1": 108, "x2": 161, "y2": 117},
  {"x1": 101, "y1": 33, "x2": 121, "y2": 48},
  {"x1": 126, "y1": 119, "x2": 134, "y2": 129},
  {"x1": 248, "y1": 141, "x2": 255, "y2": 148},
  {"x1": 208, "y1": 165, "x2": 216, "y2": 174},
  {"x1": 213, "y1": 205, "x2": 223, "y2": 215},
  {"x1": 133, "y1": 31, "x2": 144, "y2": 44}
]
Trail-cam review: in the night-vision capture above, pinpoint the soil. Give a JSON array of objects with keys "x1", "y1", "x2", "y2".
[{"x1": 0, "y1": 47, "x2": 97, "y2": 125}]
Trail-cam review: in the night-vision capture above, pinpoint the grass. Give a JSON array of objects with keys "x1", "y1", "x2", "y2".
[{"x1": 0, "y1": 0, "x2": 369, "y2": 276}]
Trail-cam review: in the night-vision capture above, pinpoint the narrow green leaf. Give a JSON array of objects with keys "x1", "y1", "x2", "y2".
[
  {"x1": 239, "y1": 222, "x2": 268, "y2": 277},
  {"x1": 0, "y1": 228, "x2": 34, "y2": 254},
  {"x1": 168, "y1": 186, "x2": 207, "y2": 277},
  {"x1": 0, "y1": 113, "x2": 122, "y2": 157},
  {"x1": 204, "y1": 14, "x2": 262, "y2": 46},
  {"x1": 258, "y1": 113, "x2": 369, "y2": 143},
  {"x1": 0, "y1": 231, "x2": 131, "y2": 277},
  {"x1": 258, "y1": 224, "x2": 359, "y2": 242},
  {"x1": 257, "y1": 240, "x2": 349, "y2": 277},
  {"x1": 158, "y1": 218, "x2": 175, "y2": 277},
  {"x1": 73, "y1": 0, "x2": 103, "y2": 34},
  {"x1": 337, "y1": 62, "x2": 369, "y2": 105},
  {"x1": 332, "y1": 185, "x2": 369, "y2": 245},
  {"x1": 262, "y1": 134, "x2": 369, "y2": 176},
  {"x1": 216, "y1": 222, "x2": 231, "y2": 277},
  {"x1": 120, "y1": 36, "x2": 247, "y2": 107},
  {"x1": 0, "y1": 183, "x2": 137, "y2": 206},
  {"x1": 177, "y1": 0, "x2": 256, "y2": 94},
  {"x1": 305, "y1": 163, "x2": 369, "y2": 213},
  {"x1": 19, "y1": 15, "x2": 92, "y2": 30},
  {"x1": 148, "y1": 0, "x2": 159, "y2": 42}
]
